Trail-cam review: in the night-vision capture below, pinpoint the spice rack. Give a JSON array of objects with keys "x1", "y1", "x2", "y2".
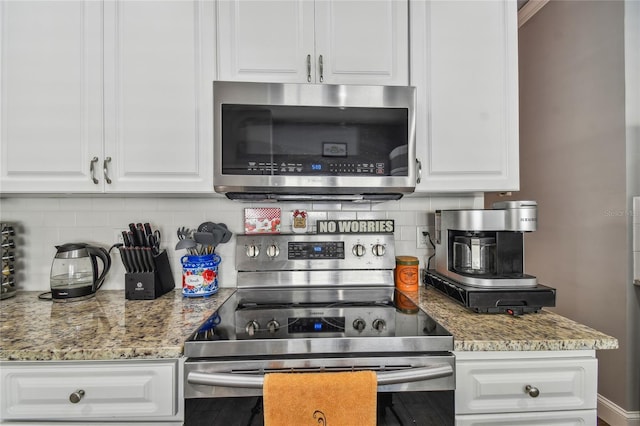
[{"x1": 1, "y1": 222, "x2": 17, "y2": 299}]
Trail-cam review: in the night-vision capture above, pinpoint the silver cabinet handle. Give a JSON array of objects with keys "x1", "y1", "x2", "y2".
[
  {"x1": 103, "y1": 157, "x2": 112, "y2": 184},
  {"x1": 416, "y1": 158, "x2": 422, "y2": 184},
  {"x1": 318, "y1": 54, "x2": 324, "y2": 83},
  {"x1": 187, "y1": 364, "x2": 453, "y2": 389},
  {"x1": 89, "y1": 157, "x2": 99, "y2": 184},
  {"x1": 525, "y1": 384, "x2": 540, "y2": 398},
  {"x1": 69, "y1": 389, "x2": 85, "y2": 403},
  {"x1": 306, "y1": 54, "x2": 312, "y2": 83}
]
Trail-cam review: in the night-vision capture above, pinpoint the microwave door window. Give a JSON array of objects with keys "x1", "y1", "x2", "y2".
[{"x1": 221, "y1": 104, "x2": 408, "y2": 177}]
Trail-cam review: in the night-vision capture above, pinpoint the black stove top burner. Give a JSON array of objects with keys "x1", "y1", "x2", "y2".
[{"x1": 424, "y1": 270, "x2": 556, "y2": 315}]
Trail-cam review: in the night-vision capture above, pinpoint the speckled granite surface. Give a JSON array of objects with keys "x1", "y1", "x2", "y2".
[
  {"x1": 416, "y1": 286, "x2": 618, "y2": 352},
  {"x1": 0, "y1": 286, "x2": 617, "y2": 361},
  {"x1": 0, "y1": 289, "x2": 233, "y2": 361}
]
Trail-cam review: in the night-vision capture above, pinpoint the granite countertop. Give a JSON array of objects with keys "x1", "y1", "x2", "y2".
[
  {"x1": 0, "y1": 289, "x2": 233, "y2": 361},
  {"x1": 416, "y1": 286, "x2": 618, "y2": 352},
  {"x1": 0, "y1": 287, "x2": 618, "y2": 361}
]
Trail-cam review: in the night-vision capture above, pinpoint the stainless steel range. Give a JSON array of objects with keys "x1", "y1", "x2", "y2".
[{"x1": 184, "y1": 233, "x2": 455, "y2": 425}]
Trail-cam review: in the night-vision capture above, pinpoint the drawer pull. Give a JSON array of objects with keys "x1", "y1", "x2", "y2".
[
  {"x1": 69, "y1": 389, "x2": 85, "y2": 403},
  {"x1": 524, "y1": 385, "x2": 540, "y2": 398}
]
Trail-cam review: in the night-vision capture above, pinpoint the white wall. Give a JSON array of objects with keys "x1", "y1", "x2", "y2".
[{"x1": 0, "y1": 194, "x2": 482, "y2": 293}]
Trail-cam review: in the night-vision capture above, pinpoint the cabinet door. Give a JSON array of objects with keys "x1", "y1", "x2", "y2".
[
  {"x1": 314, "y1": 0, "x2": 408, "y2": 86},
  {"x1": 217, "y1": 0, "x2": 315, "y2": 83},
  {"x1": 1, "y1": 361, "x2": 178, "y2": 421},
  {"x1": 0, "y1": 1, "x2": 104, "y2": 193},
  {"x1": 103, "y1": 0, "x2": 215, "y2": 193},
  {"x1": 456, "y1": 409, "x2": 597, "y2": 426},
  {"x1": 456, "y1": 357, "x2": 597, "y2": 415},
  {"x1": 411, "y1": 0, "x2": 519, "y2": 192}
]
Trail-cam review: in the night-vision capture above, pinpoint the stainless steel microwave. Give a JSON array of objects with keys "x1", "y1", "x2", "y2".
[{"x1": 213, "y1": 81, "x2": 417, "y2": 202}]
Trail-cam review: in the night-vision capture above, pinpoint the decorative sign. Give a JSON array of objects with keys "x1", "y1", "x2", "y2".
[{"x1": 316, "y1": 219, "x2": 394, "y2": 234}]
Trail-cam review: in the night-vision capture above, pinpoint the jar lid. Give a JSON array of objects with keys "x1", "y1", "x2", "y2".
[{"x1": 396, "y1": 256, "x2": 419, "y2": 265}]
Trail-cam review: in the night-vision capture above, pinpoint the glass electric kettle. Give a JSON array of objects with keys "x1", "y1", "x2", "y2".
[{"x1": 50, "y1": 243, "x2": 111, "y2": 302}]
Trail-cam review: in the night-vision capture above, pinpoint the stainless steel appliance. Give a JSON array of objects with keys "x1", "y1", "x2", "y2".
[
  {"x1": 184, "y1": 233, "x2": 455, "y2": 425},
  {"x1": 50, "y1": 243, "x2": 111, "y2": 302},
  {"x1": 1, "y1": 222, "x2": 17, "y2": 300},
  {"x1": 426, "y1": 201, "x2": 555, "y2": 315},
  {"x1": 213, "y1": 81, "x2": 417, "y2": 202}
]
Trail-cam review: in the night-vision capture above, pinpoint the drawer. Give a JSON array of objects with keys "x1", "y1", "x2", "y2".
[
  {"x1": 456, "y1": 357, "x2": 597, "y2": 415},
  {"x1": 456, "y1": 409, "x2": 597, "y2": 425},
  {"x1": 1, "y1": 360, "x2": 178, "y2": 421}
]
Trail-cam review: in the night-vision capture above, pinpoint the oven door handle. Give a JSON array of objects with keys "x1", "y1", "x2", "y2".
[{"x1": 187, "y1": 364, "x2": 453, "y2": 389}]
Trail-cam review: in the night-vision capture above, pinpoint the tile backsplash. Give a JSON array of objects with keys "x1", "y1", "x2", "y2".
[{"x1": 0, "y1": 194, "x2": 482, "y2": 292}]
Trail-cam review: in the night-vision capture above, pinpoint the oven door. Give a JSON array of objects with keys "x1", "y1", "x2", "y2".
[{"x1": 184, "y1": 353, "x2": 454, "y2": 425}]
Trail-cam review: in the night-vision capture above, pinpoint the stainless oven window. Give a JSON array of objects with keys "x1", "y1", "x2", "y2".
[{"x1": 185, "y1": 392, "x2": 454, "y2": 426}]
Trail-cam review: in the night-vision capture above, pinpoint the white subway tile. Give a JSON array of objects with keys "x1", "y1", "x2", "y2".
[
  {"x1": 387, "y1": 211, "x2": 415, "y2": 226},
  {"x1": 328, "y1": 211, "x2": 357, "y2": 221},
  {"x1": 92, "y1": 198, "x2": 126, "y2": 211},
  {"x1": 356, "y1": 211, "x2": 385, "y2": 220}
]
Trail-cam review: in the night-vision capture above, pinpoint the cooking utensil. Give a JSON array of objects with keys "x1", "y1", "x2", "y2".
[
  {"x1": 194, "y1": 231, "x2": 218, "y2": 254},
  {"x1": 175, "y1": 238, "x2": 197, "y2": 255},
  {"x1": 198, "y1": 222, "x2": 217, "y2": 233},
  {"x1": 216, "y1": 223, "x2": 232, "y2": 243}
]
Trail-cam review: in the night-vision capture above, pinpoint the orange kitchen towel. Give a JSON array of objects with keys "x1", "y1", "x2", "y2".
[{"x1": 263, "y1": 371, "x2": 377, "y2": 426}]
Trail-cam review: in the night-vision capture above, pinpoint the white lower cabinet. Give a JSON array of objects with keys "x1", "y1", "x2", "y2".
[
  {"x1": 454, "y1": 351, "x2": 598, "y2": 426},
  {"x1": 0, "y1": 359, "x2": 183, "y2": 424}
]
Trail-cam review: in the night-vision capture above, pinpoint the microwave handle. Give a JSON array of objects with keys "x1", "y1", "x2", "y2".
[
  {"x1": 187, "y1": 364, "x2": 452, "y2": 389},
  {"x1": 416, "y1": 158, "x2": 422, "y2": 184}
]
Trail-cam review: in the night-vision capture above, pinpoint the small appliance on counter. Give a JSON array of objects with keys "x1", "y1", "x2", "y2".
[
  {"x1": 1, "y1": 222, "x2": 18, "y2": 300},
  {"x1": 424, "y1": 201, "x2": 556, "y2": 315},
  {"x1": 50, "y1": 243, "x2": 111, "y2": 302},
  {"x1": 119, "y1": 223, "x2": 175, "y2": 300}
]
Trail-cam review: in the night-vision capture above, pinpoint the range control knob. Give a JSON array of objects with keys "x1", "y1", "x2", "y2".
[
  {"x1": 245, "y1": 320, "x2": 260, "y2": 336},
  {"x1": 266, "y1": 244, "x2": 280, "y2": 258},
  {"x1": 245, "y1": 244, "x2": 260, "y2": 258},
  {"x1": 372, "y1": 244, "x2": 386, "y2": 257},
  {"x1": 352, "y1": 318, "x2": 366, "y2": 333},
  {"x1": 352, "y1": 244, "x2": 366, "y2": 257},
  {"x1": 266, "y1": 320, "x2": 280, "y2": 334},
  {"x1": 372, "y1": 319, "x2": 386, "y2": 332}
]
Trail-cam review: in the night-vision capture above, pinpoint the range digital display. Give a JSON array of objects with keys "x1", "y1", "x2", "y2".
[
  {"x1": 288, "y1": 317, "x2": 345, "y2": 333},
  {"x1": 288, "y1": 242, "x2": 345, "y2": 259}
]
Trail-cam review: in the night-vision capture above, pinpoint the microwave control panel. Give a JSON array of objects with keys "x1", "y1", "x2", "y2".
[{"x1": 245, "y1": 160, "x2": 386, "y2": 176}]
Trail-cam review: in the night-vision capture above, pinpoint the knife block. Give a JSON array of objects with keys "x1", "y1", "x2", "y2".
[{"x1": 125, "y1": 250, "x2": 175, "y2": 300}]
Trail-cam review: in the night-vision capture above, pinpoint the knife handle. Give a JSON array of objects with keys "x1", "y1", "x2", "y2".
[
  {"x1": 122, "y1": 231, "x2": 131, "y2": 247},
  {"x1": 128, "y1": 223, "x2": 139, "y2": 246}
]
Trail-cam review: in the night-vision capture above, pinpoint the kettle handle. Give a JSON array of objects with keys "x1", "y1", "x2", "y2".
[{"x1": 88, "y1": 246, "x2": 112, "y2": 290}]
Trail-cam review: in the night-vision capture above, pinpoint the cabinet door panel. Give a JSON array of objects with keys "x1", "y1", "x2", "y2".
[
  {"x1": 412, "y1": 0, "x2": 519, "y2": 192},
  {"x1": 103, "y1": 0, "x2": 214, "y2": 192},
  {"x1": 217, "y1": 0, "x2": 315, "y2": 83},
  {"x1": 315, "y1": 0, "x2": 408, "y2": 85},
  {"x1": 456, "y1": 409, "x2": 597, "y2": 426},
  {"x1": 0, "y1": 1, "x2": 103, "y2": 193},
  {"x1": 456, "y1": 357, "x2": 597, "y2": 414},
  {"x1": 1, "y1": 362, "x2": 177, "y2": 421}
]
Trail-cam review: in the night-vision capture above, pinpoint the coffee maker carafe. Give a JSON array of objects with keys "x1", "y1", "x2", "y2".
[
  {"x1": 50, "y1": 243, "x2": 111, "y2": 302},
  {"x1": 434, "y1": 201, "x2": 538, "y2": 288}
]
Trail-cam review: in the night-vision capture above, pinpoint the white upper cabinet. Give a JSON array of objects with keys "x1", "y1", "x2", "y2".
[
  {"x1": 411, "y1": 0, "x2": 520, "y2": 193},
  {"x1": 217, "y1": 0, "x2": 409, "y2": 86},
  {"x1": 0, "y1": 1, "x2": 104, "y2": 193},
  {"x1": 0, "y1": 0, "x2": 215, "y2": 194}
]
